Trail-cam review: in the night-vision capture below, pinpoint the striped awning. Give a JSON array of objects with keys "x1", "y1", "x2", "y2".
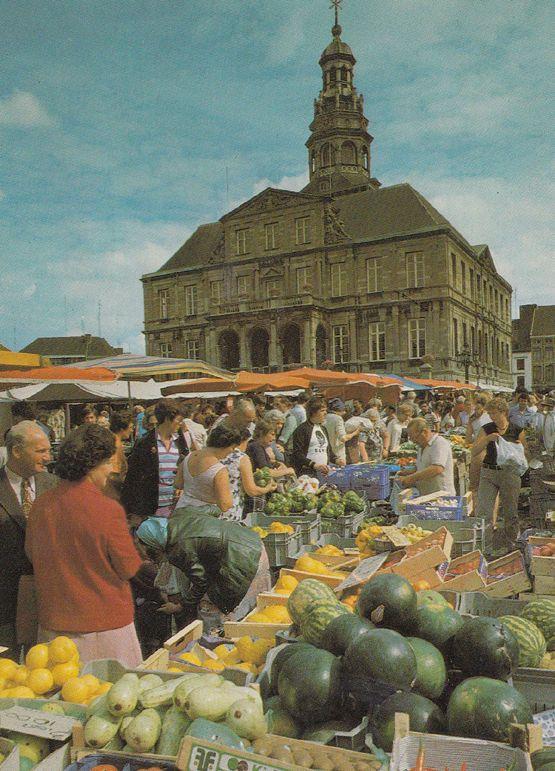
[{"x1": 65, "y1": 354, "x2": 235, "y2": 381}]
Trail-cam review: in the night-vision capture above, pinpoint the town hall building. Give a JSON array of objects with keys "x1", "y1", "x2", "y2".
[{"x1": 142, "y1": 7, "x2": 513, "y2": 387}]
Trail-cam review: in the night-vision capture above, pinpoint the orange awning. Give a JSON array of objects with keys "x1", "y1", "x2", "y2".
[
  {"x1": 0, "y1": 366, "x2": 119, "y2": 383},
  {"x1": 408, "y1": 377, "x2": 477, "y2": 390}
]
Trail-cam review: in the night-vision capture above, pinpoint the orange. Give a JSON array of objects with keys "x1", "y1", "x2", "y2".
[
  {"x1": 61, "y1": 677, "x2": 89, "y2": 704},
  {"x1": 80, "y1": 674, "x2": 100, "y2": 695},
  {"x1": 12, "y1": 666, "x2": 30, "y2": 685},
  {"x1": 95, "y1": 681, "x2": 112, "y2": 695},
  {"x1": 26, "y1": 668, "x2": 54, "y2": 695},
  {"x1": 51, "y1": 661, "x2": 80, "y2": 688},
  {"x1": 25, "y1": 644, "x2": 49, "y2": 671},
  {"x1": 48, "y1": 636, "x2": 78, "y2": 665},
  {"x1": 0, "y1": 659, "x2": 18, "y2": 680}
]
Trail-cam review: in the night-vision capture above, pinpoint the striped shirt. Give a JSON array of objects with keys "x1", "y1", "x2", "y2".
[{"x1": 156, "y1": 432, "x2": 180, "y2": 517}]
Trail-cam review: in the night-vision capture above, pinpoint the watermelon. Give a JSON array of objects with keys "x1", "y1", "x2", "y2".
[
  {"x1": 357, "y1": 574, "x2": 417, "y2": 634},
  {"x1": 413, "y1": 602, "x2": 464, "y2": 651},
  {"x1": 406, "y1": 637, "x2": 447, "y2": 700},
  {"x1": 343, "y1": 629, "x2": 417, "y2": 700},
  {"x1": 287, "y1": 579, "x2": 338, "y2": 626},
  {"x1": 269, "y1": 642, "x2": 316, "y2": 693},
  {"x1": 520, "y1": 599, "x2": 555, "y2": 651},
  {"x1": 531, "y1": 748, "x2": 555, "y2": 769},
  {"x1": 447, "y1": 676, "x2": 533, "y2": 742},
  {"x1": 499, "y1": 615, "x2": 547, "y2": 668},
  {"x1": 372, "y1": 692, "x2": 446, "y2": 752},
  {"x1": 416, "y1": 589, "x2": 450, "y2": 607},
  {"x1": 451, "y1": 617, "x2": 519, "y2": 679},
  {"x1": 277, "y1": 647, "x2": 343, "y2": 726},
  {"x1": 299, "y1": 598, "x2": 350, "y2": 647},
  {"x1": 320, "y1": 613, "x2": 375, "y2": 656}
]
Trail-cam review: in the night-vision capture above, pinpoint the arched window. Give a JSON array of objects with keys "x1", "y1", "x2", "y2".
[
  {"x1": 321, "y1": 143, "x2": 333, "y2": 167},
  {"x1": 362, "y1": 146, "x2": 369, "y2": 170},
  {"x1": 341, "y1": 141, "x2": 357, "y2": 165},
  {"x1": 311, "y1": 152, "x2": 316, "y2": 173}
]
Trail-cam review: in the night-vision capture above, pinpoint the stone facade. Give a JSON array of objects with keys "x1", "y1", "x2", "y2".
[{"x1": 142, "y1": 17, "x2": 513, "y2": 387}]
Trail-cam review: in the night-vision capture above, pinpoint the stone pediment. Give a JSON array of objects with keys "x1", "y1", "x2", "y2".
[
  {"x1": 474, "y1": 244, "x2": 496, "y2": 273},
  {"x1": 222, "y1": 187, "x2": 319, "y2": 221}
]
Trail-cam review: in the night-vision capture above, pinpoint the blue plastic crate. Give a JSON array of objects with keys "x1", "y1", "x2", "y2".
[
  {"x1": 325, "y1": 463, "x2": 390, "y2": 492},
  {"x1": 405, "y1": 496, "x2": 464, "y2": 521},
  {"x1": 358, "y1": 478, "x2": 391, "y2": 501}
]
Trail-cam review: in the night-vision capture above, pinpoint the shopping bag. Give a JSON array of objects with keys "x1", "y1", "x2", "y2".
[{"x1": 496, "y1": 436, "x2": 528, "y2": 476}]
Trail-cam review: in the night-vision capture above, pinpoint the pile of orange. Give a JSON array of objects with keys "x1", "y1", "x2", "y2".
[{"x1": 0, "y1": 636, "x2": 106, "y2": 701}]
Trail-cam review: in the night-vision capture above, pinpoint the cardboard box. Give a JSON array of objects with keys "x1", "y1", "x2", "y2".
[
  {"x1": 529, "y1": 536, "x2": 555, "y2": 577},
  {"x1": 485, "y1": 551, "x2": 532, "y2": 597},
  {"x1": 438, "y1": 549, "x2": 488, "y2": 592},
  {"x1": 176, "y1": 734, "x2": 381, "y2": 771}
]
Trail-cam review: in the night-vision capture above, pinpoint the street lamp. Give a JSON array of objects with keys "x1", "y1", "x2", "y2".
[{"x1": 456, "y1": 345, "x2": 481, "y2": 385}]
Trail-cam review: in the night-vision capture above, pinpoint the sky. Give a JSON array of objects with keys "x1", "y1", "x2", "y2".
[{"x1": 1, "y1": 0, "x2": 553, "y2": 354}]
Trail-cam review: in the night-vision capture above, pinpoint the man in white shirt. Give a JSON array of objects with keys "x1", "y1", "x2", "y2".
[
  {"x1": 398, "y1": 417, "x2": 455, "y2": 495},
  {"x1": 290, "y1": 393, "x2": 308, "y2": 425},
  {"x1": 539, "y1": 397, "x2": 555, "y2": 452},
  {"x1": 1, "y1": 421, "x2": 57, "y2": 655},
  {"x1": 324, "y1": 399, "x2": 360, "y2": 466},
  {"x1": 387, "y1": 403, "x2": 414, "y2": 452}
]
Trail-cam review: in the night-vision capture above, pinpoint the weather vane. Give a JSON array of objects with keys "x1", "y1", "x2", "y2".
[{"x1": 330, "y1": 0, "x2": 343, "y2": 28}]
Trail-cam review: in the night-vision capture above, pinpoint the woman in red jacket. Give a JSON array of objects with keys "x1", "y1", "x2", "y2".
[{"x1": 25, "y1": 424, "x2": 143, "y2": 666}]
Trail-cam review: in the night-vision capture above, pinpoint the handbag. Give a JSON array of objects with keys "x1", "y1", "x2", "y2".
[{"x1": 496, "y1": 436, "x2": 528, "y2": 477}]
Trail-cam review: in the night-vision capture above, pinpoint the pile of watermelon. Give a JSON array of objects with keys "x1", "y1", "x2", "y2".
[{"x1": 261, "y1": 575, "x2": 555, "y2": 754}]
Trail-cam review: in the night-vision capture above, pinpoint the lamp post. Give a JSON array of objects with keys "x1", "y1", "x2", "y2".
[{"x1": 456, "y1": 345, "x2": 480, "y2": 385}]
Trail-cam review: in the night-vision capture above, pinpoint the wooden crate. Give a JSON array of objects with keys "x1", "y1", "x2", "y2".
[
  {"x1": 439, "y1": 549, "x2": 488, "y2": 592},
  {"x1": 485, "y1": 551, "x2": 532, "y2": 597},
  {"x1": 530, "y1": 536, "x2": 555, "y2": 576},
  {"x1": 279, "y1": 567, "x2": 349, "y2": 587},
  {"x1": 535, "y1": 574, "x2": 555, "y2": 595},
  {"x1": 223, "y1": 606, "x2": 290, "y2": 640}
]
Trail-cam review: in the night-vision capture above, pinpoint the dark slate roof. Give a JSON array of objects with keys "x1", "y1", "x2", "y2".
[
  {"x1": 512, "y1": 305, "x2": 537, "y2": 352},
  {"x1": 21, "y1": 336, "x2": 123, "y2": 357},
  {"x1": 158, "y1": 223, "x2": 223, "y2": 272},
  {"x1": 302, "y1": 170, "x2": 371, "y2": 195},
  {"x1": 150, "y1": 182, "x2": 496, "y2": 274},
  {"x1": 531, "y1": 305, "x2": 555, "y2": 338}
]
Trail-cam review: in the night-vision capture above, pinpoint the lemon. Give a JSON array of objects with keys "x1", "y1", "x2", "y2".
[
  {"x1": 61, "y1": 677, "x2": 89, "y2": 704},
  {"x1": 80, "y1": 674, "x2": 100, "y2": 695},
  {"x1": 48, "y1": 636, "x2": 78, "y2": 665},
  {"x1": 0, "y1": 659, "x2": 18, "y2": 680},
  {"x1": 26, "y1": 668, "x2": 54, "y2": 695},
  {"x1": 51, "y1": 661, "x2": 80, "y2": 687},
  {"x1": 10, "y1": 686, "x2": 36, "y2": 698},
  {"x1": 213, "y1": 644, "x2": 232, "y2": 660},
  {"x1": 12, "y1": 666, "x2": 30, "y2": 685},
  {"x1": 235, "y1": 636, "x2": 253, "y2": 660},
  {"x1": 262, "y1": 605, "x2": 291, "y2": 624},
  {"x1": 222, "y1": 647, "x2": 241, "y2": 666},
  {"x1": 25, "y1": 644, "x2": 49, "y2": 671},
  {"x1": 95, "y1": 681, "x2": 112, "y2": 695}
]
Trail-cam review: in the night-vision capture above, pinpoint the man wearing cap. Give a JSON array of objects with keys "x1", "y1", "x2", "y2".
[{"x1": 324, "y1": 399, "x2": 361, "y2": 467}]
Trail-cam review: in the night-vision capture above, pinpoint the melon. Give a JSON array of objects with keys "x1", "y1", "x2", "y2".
[
  {"x1": 451, "y1": 616, "x2": 519, "y2": 679},
  {"x1": 343, "y1": 628, "x2": 417, "y2": 701},
  {"x1": 520, "y1": 599, "x2": 555, "y2": 650},
  {"x1": 372, "y1": 691, "x2": 445, "y2": 752},
  {"x1": 277, "y1": 647, "x2": 343, "y2": 726},
  {"x1": 299, "y1": 599, "x2": 350, "y2": 647},
  {"x1": 499, "y1": 615, "x2": 547, "y2": 668},
  {"x1": 447, "y1": 676, "x2": 533, "y2": 742},
  {"x1": 413, "y1": 602, "x2": 464, "y2": 651},
  {"x1": 287, "y1": 579, "x2": 338, "y2": 626},
  {"x1": 416, "y1": 589, "x2": 450, "y2": 608},
  {"x1": 269, "y1": 643, "x2": 316, "y2": 693},
  {"x1": 320, "y1": 613, "x2": 375, "y2": 656},
  {"x1": 357, "y1": 574, "x2": 417, "y2": 634},
  {"x1": 406, "y1": 637, "x2": 447, "y2": 700}
]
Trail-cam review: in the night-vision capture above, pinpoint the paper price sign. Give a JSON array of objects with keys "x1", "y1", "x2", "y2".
[
  {"x1": 380, "y1": 526, "x2": 411, "y2": 547},
  {"x1": 0, "y1": 707, "x2": 76, "y2": 741},
  {"x1": 184, "y1": 741, "x2": 290, "y2": 770},
  {"x1": 334, "y1": 552, "x2": 389, "y2": 593}
]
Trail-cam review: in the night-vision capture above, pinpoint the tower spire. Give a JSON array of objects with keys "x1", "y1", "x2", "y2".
[{"x1": 331, "y1": 0, "x2": 342, "y2": 30}]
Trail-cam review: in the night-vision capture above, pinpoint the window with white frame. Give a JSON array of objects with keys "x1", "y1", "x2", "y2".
[
  {"x1": 210, "y1": 280, "x2": 223, "y2": 303},
  {"x1": 406, "y1": 252, "x2": 425, "y2": 288},
  {"x1": 366, "y1": 257, "x2": 383, "y2": 293},
  {"x1": 330, "y1": 262, "x2": 346, "y2": 297},
  {"x1": 159, "y1": 342, "x2": 172, "y2": 358},
  {"x1": 184, "y1": 285, "x2": 197, "y2": 316},
  {"x1": 332, "y1": 324, "x2": 349, "y2": 363},
  {"x1": 235, "y1": 228, "x2": 248, "y2": 255},
  {"x1": 408, "y1": 318, "x2": 426, "y2": 359},
  {"x1": 369, "y1": 321, "x2": 386, "y2": 361},
  {"x1": 295, "y1": 216, "x2": 311, "y2": 245},
  {"x1": 186, "y1": 339, "x2": 199, "y2": 359},
  {"x1": 159, "y1": 289, "x2": 169, "y2": 319},
  {"x1": 266, "y1": 279, "x2": 280, "y2": 297},
  {"x1": 296, "y1": 266, "x2": 311, "y2": 293},
  {"x1": 264, "y1": 222, "x2": 278, "y2": 250},
  {"x1": 237, "y1": 275, "x2": 250, "y2": 296}
]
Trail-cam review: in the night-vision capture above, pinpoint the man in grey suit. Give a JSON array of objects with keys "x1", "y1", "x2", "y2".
[{"x1": 0, "y1": 420, "x2": 57, "y2": 656}]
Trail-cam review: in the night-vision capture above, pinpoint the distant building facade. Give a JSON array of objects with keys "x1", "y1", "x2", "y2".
[
  {"x1": 513, "y1": 305, "x2": 555, "y2": 391},
  {"x1": 21, "y1": 336, "x2": 123, "y2": 366},
  {"x1": 142, "y1": 15, "x2": 513, "y2": 387}
]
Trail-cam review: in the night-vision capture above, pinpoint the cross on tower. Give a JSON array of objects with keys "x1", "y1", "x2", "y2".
[{"x1": 330, "y1": 0, "x2": 343, "y2": 28}]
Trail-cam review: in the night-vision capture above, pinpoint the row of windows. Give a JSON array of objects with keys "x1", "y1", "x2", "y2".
[
  {"x1": 310, "y1": 142, "x2": 369, "y2": 172},
  {"x1": 236, "y1": 217, "x2": 311, "y2": 255},
  {"x1": 451, "y1": 253, "x2": 510, "y2": 319},
  {"x1": 159, "y1": 340, "x2": 199, "y2": 359},
  {"x1": 332, "y1": 319, "x2": 426, "y2": 364},
  {"x1": 452, "y1": 317, "x2": 510, "y2": 367}
]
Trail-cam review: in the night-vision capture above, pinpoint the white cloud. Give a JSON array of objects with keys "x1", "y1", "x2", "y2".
[
  {"x1": 412, "y1": 171, "x2": 555, "y2": 309},
  {"x1": 22, "y1": 283, "x2": 37, "y2": 299},
  {"x1": 0, "y1": 189, "x2": 5, "y2": 201},
  {"x1": 0, "y1": 90, "x2": 55, "y2": 127},
  {"x1": 229, "y1": 170, "x2": 310, "y2": 211}
]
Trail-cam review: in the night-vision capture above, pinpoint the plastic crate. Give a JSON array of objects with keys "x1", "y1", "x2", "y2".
[
  {"x1": 262, "y1": 528, "x2": 299, "y2": 568},
  {"x1": 321, "y1": 510, "x2": 363, "y2": 538},
  {"x1": 456, "y1": 591, "x2": 530, "y2": 616},
  {"x1": 251, "y1": 511, "x2": 321, "y2": 545},
  {"x1": 359, "y1": 479, "x2": 391, "y2": 501},
  {"x1": 512, "y1": 670, "x2": 555, "y2": 713},
  {"x1": 406, "y1": 495, "x2": 464, "y2": 521},
  {"x1": 325, "y1": 463, "x2": 390, "y2": 492}
]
